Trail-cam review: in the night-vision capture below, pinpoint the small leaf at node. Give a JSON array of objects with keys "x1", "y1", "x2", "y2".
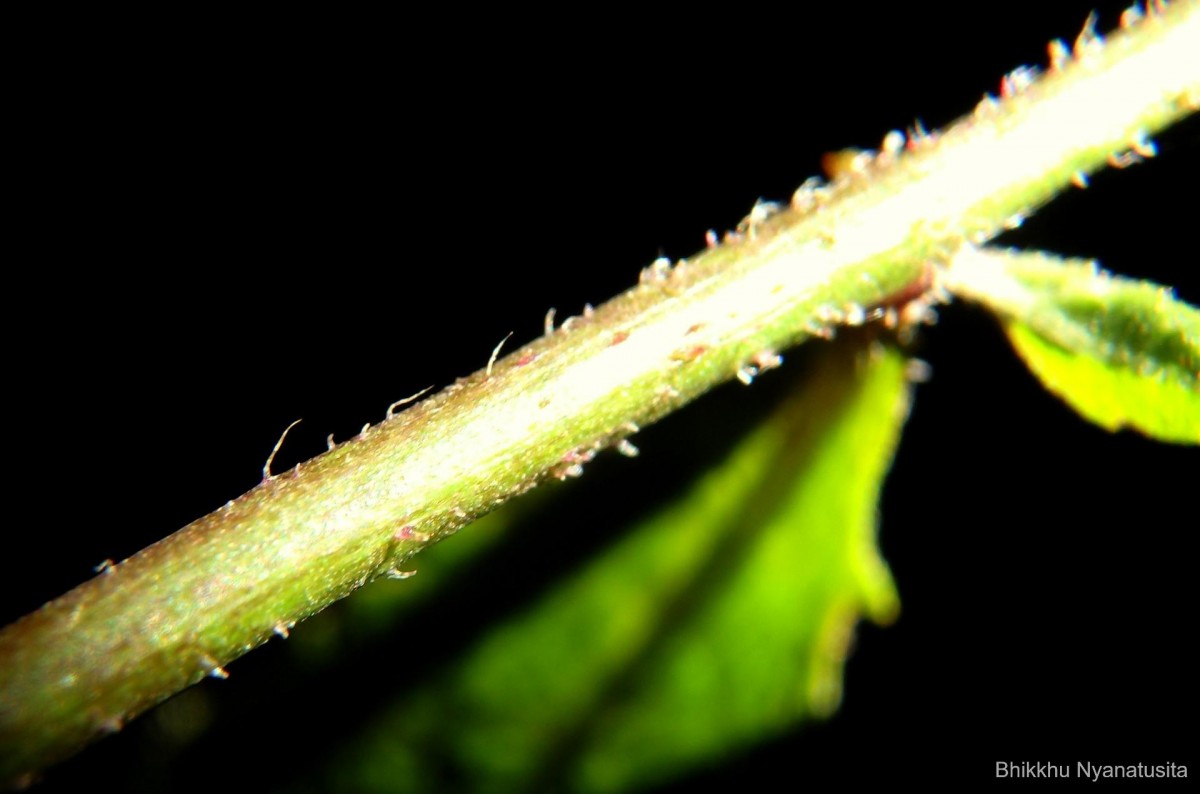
[{"x1": 943, "y1": 247, "x2": 1199, "y2": 445}]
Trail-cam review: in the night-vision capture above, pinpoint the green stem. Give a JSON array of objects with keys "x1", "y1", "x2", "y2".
[{"x1": 2, "y1": 4, "x2": 1197, "y2": 784}]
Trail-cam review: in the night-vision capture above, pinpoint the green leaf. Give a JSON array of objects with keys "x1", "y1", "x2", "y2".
[
  {"x1": 329, "y1": 334, "x2": 912, "y2": 793},
  {"x1": 944, "y1": 247, "x2": 1200, "y2": 444}
]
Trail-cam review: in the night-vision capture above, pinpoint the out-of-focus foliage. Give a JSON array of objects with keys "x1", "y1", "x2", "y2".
[{"x1": 319, "y1": 335, "x2": 911, "y2": 793}]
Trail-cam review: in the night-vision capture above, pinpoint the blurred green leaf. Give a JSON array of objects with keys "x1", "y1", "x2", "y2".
[
  {"x1": 327, "y1": 335, "x2": 912, "y2": 793},
  {"x1": 944, "y1": 247, "x2": 1200, "y2": 444}
]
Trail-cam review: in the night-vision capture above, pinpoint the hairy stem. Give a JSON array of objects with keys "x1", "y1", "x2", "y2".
[{"x1": 2, "y1": 4, "x2": 1197, "y2": 784}]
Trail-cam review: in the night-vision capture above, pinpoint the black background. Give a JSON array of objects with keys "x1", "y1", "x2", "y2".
[{"x1": 5, "y1": 1, "x2": 1196, "y2": 790}]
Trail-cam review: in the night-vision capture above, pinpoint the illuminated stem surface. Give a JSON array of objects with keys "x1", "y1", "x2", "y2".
[{"x1": 1, "y1": 4, "x2": 1197, "y2": 784}]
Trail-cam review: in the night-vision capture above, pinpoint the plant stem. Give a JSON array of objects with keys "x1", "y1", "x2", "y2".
[{"x1": 2, "y1": 4, "x2": 1197, "y2": 784}]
